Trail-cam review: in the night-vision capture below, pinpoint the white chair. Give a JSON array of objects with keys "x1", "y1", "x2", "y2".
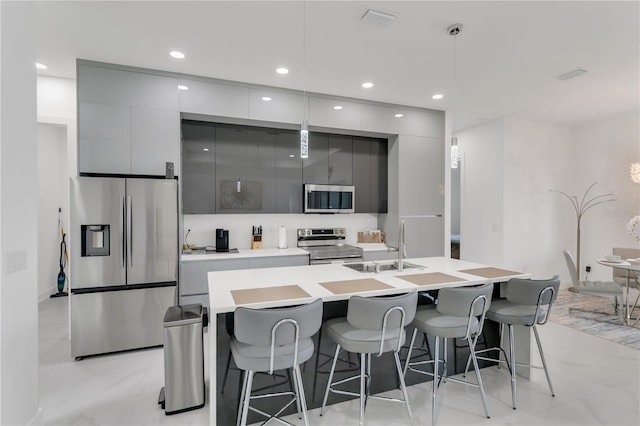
[
  {"x1": 231, "y1": 299, "x2": 322, "y2": 426},
  {"x1": 403, "y1": 282, "x2": 494, "y2": 425},
  {"x1": 320, "y1": 292, "x2": 417, "y2": 425},
  {"x1": 563, "y1": 250, "x2": 623, "y2": 313}
]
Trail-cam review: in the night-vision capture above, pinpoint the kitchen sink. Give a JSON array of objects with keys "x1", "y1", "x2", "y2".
[{"x1": 343, "y1": 260, "x2": 423, "y2": 273}]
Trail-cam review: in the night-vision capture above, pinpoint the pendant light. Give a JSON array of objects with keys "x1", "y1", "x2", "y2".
[
  {"x1": 448, "y1": 23, "x2": 462, "y2": 169},
  {"x1": 300, "y1": 1, "x2": 309, "y2": 159}
]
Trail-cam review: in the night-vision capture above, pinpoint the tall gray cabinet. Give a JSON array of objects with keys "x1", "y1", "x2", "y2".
[{"x1": 77, "y1": 61, "x2": 180, "y2": 176}]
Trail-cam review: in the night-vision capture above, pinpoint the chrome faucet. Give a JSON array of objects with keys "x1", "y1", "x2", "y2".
[{"x1": 397, "y1": 220, "x2": 406, "y2": 272}]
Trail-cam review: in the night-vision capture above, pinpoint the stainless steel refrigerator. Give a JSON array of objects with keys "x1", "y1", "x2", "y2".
[{"x1": 70, "y1": 176, "x2": 178, "y2": 358}]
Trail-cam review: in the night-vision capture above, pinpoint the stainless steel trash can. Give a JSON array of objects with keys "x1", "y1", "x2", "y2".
[{"x1": 158, "y1": 304, "x2": 205, "y2": 415}]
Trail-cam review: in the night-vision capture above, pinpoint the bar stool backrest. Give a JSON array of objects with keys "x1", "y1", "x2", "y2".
[
  {"x1": 506, "y1": 276, "x2": 560, "y2": 306},
  {"x1": 436, "y1": 282, "x2": 494, "y2": 317},
  {"x1": 346, "y1": 292, "x2": 418, "y2": 331},
  {"x1": 234, "y1": 299, "x2": 323, "y2": 347}
]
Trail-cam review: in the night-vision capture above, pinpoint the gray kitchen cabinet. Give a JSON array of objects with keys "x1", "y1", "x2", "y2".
[
  {"x1": 179, "y1": 254, "x2": 309, "y2": 308},
  {"x1": 178, "y1": 77, "x2": 250, "y2": 119},
  {"x1": 371, "y1": 138, "x2": 388, "y2": 213},
  {"x1": 328, "y1": 134, "x2": 353, "y2": 185},
  {"x1": 182, "y1": 120, "x2": 216, "y2": 214},
  {"x1": 361, "y1": 103, "x2": 400, "y2": 134},
  {"x1": 249, "y1": 88, "x2": 305, "y2": 124},
  {"x1": 246, "y1": 127, "x2": 276, "y2": 213},
  {"x1": 275, "y1": 130, "x2": 303, "y2": 213},
  {"x1": 399, "y1": 135, "x2": 443, "y2": 216},
  {"x1": 303, "y1": 132, "x2": 329, "y2": 184},
  {"x1": 398, "y1": 110, "x2": 445, "y2": 138},
  {"x1": 215, "y1": 124, "x2": 247, "y2": 213},
  {"x1": 77, "y1": 62, "x2": 179, "y2": 176},
  {"x1": 309, "y1": 96, "x2": 362, "y2": 130},
  {"x1": 353, "y1": 137, "x2": 388, "y2": 213},
  {"x1": 78, "y1": 102, "x2": 131, "y2": 175}
]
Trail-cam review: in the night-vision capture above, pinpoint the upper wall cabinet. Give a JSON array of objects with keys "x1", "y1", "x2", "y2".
[
  {"x1": 78, "y1": 63, "x2": 179, "y2": 176},
  {"x1": 361, "y1": 104, "x2": 401, "y2": 135},
  {"x1": 249, "y1": 89, "x2": 305, "y2": 124},
  {"x1": 182, "y1": 120, "x2": 216, "y2": 214},
  {"x1": 179, "y1": 78, "x2": 249, "y2": 119},
  {"x1": 398, "y1": 110, "x2": 445, "y2": 138},
  {"x1": 353, "y1": 137, "x2": 388, "y2": 213},
  {"x1": 309, "y1": 97, "x2": 362, "y2": 131}
]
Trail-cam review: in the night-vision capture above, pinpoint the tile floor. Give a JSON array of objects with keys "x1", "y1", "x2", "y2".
[{"x1": 39, "y1": 297, "x2": 639, "y2": 425}]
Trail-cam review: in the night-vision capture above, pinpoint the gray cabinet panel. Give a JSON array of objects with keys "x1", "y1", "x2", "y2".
[
  {"x1": 182, "y1": 121, "x2": 216, "y2": 214},
  {"x1": 303, "y1": 132, "x2": 329, "y2": 184},
  {"x1": 78, "y1": 64, "x2": 178, "y2": 110},
  {"x1": 130, "y1": 107, "x2": 180, "y2": 176},
  {"x1": 352, "y1": 138, "x2": 371, "y2": 213},
  {"x1": 78, "y1": 102, "x2": 131, "y2": 174},
  {"x1": 179, "y1": 78, "x2": 249, "y2": 118},
  {"x1": 215, "y1": 124, "x2": 247, "y2": 213},
  {"x1": 371, "y1": 138, "x2": 388, "y2": 213},
  {"x1": 275, "y1": 130, "x2": 303, "y2": 213},
  {"x1": 309, "y1": 97, "x2": 362, "y2": 130},
  {"x1": 398, "y1": 135, "x2": 443, "y2": 216},
  {"x1": 249, "y1": 89, "x2": 304, "y2": 124},
  {"x1": 328, "y1": 134, "x2": 353, "y2": 185},
  {"x1": 180, "y1": 258, "x2": 251, "y2": 295},
  {"x1": 246, "y1": 127, "x2": 276, "y2": 213},
  {"x1": 250, "y1": 255, "x2": 308, "y2": 269},
  {"x1": 398, "y1": 110, "x2": 445, "y2": 138},
  {"x1": 361, "y1": 103, "x2": 400, "y2": 134}
]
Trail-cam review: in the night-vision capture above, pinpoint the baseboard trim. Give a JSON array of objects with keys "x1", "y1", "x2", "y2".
[
  {"x1": 27, "y1": 408, "x2": 44, "y2": 426},
  {"x1": 38, "y1": 286, "x2": 57, "y2": 303}
]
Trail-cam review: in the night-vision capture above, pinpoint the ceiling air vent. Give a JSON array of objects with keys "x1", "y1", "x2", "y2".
[{"x1": 361, "y1": 9, "x2": 397, "y2": 27}]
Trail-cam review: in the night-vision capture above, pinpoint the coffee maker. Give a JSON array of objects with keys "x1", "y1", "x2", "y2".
[{"x1": 215, "y1": 229, "x2": 229, "y2": 252}]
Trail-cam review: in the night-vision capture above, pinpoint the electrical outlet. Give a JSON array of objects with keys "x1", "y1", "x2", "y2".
[{"x1": 585, "y1": 266, "x2": 591, "y2": 272}]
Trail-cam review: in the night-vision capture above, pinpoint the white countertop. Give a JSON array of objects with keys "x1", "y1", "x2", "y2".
[
  {"x1": 181, "y1": 247, "x2": 309, "y2": 262},
  {"x1": 207, "y1": 256, "x2": 530, "y2": 313}
]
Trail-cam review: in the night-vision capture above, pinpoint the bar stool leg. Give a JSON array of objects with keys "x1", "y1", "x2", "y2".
[
  {"x1": 393, "y1": 351, "x2": 413, "y2": 425},
  {"x1": 533, "y1": 325, "x2": 555, "y2": 397},
  {"x1": 360, "y1": 353, "x2": 366, "y2": 426},
  {"x1": 236, "y1": 370, "x2": 247, "y2": 426},
  {"x1": 468, "y1": 338, "x2": 490, "y2": 418},
  {"x1": 290, "y1": 367, "x2": 302, "y2": 419},
  {"x1": 239, "y1": 371, "x2": 254, "y2": 426},
  {"x1": 403, "y1": 328, "x2": 418, "y2": 377},
  {"x1": 432, "y1": 336, "x2": 439, "y2": 425},
  {"x1": 294, "y1": 364, "x2": 310, "y2": 426},
  {"x1": 508, "y1": 324, "x2": 517, "y2": 409},
  {"x1": 320, "y1": 345, "x2": 341, "y2": 416}
]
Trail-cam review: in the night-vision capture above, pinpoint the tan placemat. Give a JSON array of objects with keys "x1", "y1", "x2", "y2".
[
  {"x1": 319, "y1": 278, "x2": 392, "y2": 295},
  {"x1": 458, "y1": 267, "x2": 523, "y2": 279},
  {"x1": 398, "y1": 272, "x2": 466, "y2": 286},
  {"x1": 231, "y1": 285, "x2": 311, "y2": 305}
]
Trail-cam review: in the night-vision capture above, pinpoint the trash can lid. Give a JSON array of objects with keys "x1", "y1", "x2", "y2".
[{"x1": 163, "y1": 304, "x2": 203, "y2": 327}]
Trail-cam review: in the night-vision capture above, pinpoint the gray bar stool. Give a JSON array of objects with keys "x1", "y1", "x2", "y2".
[
  {"x1": 467, "y1": 275, "x2": 560, "y2": 410},
  {"x1": 320, "y1": 291, "x2": 418, "y2": 425},
  {"x1": 403, "y1": 282, "x2": 494, "y2": 425},
  {"x1": 231, "y1": 299, "x2": 323, "y2": 426}
]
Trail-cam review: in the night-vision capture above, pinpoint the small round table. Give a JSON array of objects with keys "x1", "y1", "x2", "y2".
[{"x1": 596, "y1": 259, "x2": 640, "y2": 326}]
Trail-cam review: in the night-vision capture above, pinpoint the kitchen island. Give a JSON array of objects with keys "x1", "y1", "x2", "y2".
[{"x1": 208, "y1": 257, "x2": 531, "y2": 424}]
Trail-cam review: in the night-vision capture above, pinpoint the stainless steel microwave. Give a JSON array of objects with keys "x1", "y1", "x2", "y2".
[{"x1": 304, "y1": 184, "x2": 355, "y2": 213}]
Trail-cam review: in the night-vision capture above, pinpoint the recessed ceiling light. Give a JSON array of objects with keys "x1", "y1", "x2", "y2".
[
  {"x1": 35, "y1": 62, "x2": 47, "y2": 70},
  {"x1": 170, "y1": 51, "x2": 185, "y2": 59},
  {"x1": 178, "y1": 85, "x2": 189, "y2": 91},
  {"x1": 276, "y1": 67, "x2": 289, "y2": 75},
  {"x1": 362, "y1": 82, "x2": 374, "y2": 89},
  {"x1": 432, "y1": 94, "x2": 444, "y2": 100},
  {"x1": 261, "y1": 96, "x2": 272, "y2": 102},
  {"x1": 289, "y1": 154, "x2": 295, "y2": 158},
  {"x1": 333, "y1": 105, "x2": 343, "y2": 110},
  {"x1": 203, "y1": 148, "x2": 209, "y2": 152},
  {"x1": 394, "y1": 113, "x2": 404, "y2": 118}
]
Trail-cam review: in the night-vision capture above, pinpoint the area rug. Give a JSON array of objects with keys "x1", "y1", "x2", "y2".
[{"x1": 549, "y1": 290, "x2": 640, "y2": 350}]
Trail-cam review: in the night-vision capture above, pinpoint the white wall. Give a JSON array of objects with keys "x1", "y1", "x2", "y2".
[
  {"x1": 0, "y1": 1, "x2": 42, "y2": 424},
  {"x1": 571, "y1": 110, "x2": 640, "y2": 282},
  {"x1": 37, "y1": 124, "x2": 68, "y2": 301},
  {"x1": 458, "y1": 119, "x2": 505, "y2": 265},
  {"x1": 183, "y1": 213, "x2": 378, "y2": 250}
]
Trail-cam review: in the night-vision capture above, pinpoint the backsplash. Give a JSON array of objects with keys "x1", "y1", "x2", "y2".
[{"x1": 183, "y1": 213, "x2": 379, "y2": 250}]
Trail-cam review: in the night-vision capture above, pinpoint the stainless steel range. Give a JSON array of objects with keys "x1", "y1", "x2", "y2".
[{"x1": 297, "y1": 228, "x2": 363, "y2": 265}]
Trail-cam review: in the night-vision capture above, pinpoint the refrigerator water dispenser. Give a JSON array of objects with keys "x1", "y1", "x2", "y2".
[{"x1": 81, "y1": 224, "x2": 110, "y2": 256}]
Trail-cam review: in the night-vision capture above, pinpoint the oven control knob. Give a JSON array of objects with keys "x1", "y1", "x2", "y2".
[{"x1": 338, "y1": 229, "x2": 345, "y2": 235}]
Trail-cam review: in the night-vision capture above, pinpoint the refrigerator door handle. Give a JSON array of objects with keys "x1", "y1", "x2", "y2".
[
  {"x1": 127, "y1": 195, "x2": 133, "y2": 268},
  {"x1": 122, "y1": 196, "x2": 126, "y2": 268}
]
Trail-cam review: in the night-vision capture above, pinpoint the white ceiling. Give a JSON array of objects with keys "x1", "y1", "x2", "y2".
[{"x1": 35, "y1": 1, "x2": 639, "y2": 131}]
